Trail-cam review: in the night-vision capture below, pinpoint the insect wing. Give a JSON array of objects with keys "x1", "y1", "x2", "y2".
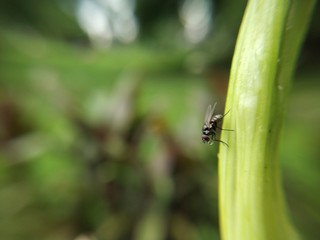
[{"x1": 204, "y1": 102, "x2": 217, "y2": 124}]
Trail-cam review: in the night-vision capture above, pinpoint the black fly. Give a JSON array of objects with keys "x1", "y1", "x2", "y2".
[{"x1": 201, "y1": 102, "x2": 231, "y2": 147}]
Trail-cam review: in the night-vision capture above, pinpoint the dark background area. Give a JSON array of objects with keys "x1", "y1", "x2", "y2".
[{"x1": 0, "y1": 1, "x2": 319, "y2": 240}]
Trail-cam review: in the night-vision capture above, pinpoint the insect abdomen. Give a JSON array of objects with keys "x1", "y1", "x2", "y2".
[{"x1": 211, "y1": 114, "x2": 223, "y2": 122}]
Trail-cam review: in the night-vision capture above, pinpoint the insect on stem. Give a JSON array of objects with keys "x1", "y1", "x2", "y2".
[{"x1": 201, "y1": 103, "x2": 232, "y2": 147}]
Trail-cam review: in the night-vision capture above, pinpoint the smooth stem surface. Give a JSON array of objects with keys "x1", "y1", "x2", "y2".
[{"x1": 218, "y1": 0, "x2": 315, "y2": 240}]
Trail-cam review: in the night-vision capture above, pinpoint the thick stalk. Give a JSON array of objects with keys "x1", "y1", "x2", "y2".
[{"x1": 218, "y1": 1, "x2": 315, "y2": 240}]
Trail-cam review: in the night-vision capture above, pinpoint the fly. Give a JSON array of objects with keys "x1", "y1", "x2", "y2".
[{"x1": 201, "y1": 102, "x2": 232, "y2": 147}]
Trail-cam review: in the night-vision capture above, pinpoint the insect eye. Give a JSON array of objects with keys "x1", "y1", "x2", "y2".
[{"x1": 202, "y1": 136, "x2": 210, "y2": 143}]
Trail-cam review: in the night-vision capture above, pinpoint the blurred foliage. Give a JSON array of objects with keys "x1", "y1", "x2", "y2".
[
  {"x1": 0, "y1": 0, "x2": 83, "y2": 39},
  {"x1": 0, "y1": 1, "x2": 320, "y2": 240}
]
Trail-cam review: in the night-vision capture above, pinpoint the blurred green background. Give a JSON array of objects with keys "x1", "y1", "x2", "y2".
[{"x1": 0, "y1": 1, "x2": 319, "y2": 240}]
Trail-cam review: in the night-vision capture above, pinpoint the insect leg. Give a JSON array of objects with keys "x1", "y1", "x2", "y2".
[
  {"x1": 223, "y1": 109, "x2": 231, "y2": 117},
  {"x1": 215, "y1": 108, "x2": 233, "y2": 131},
  {"x1": 212, "y1": 139, "x2": 229, "y2": 147},
  {"x1": 216, "y1": 126, "x2": 234, "y2": 131}
]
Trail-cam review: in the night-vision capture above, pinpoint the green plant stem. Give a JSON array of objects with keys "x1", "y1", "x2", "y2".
[{"x1": 218, "y1": 1, "x2": 315, "y2": 240}]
